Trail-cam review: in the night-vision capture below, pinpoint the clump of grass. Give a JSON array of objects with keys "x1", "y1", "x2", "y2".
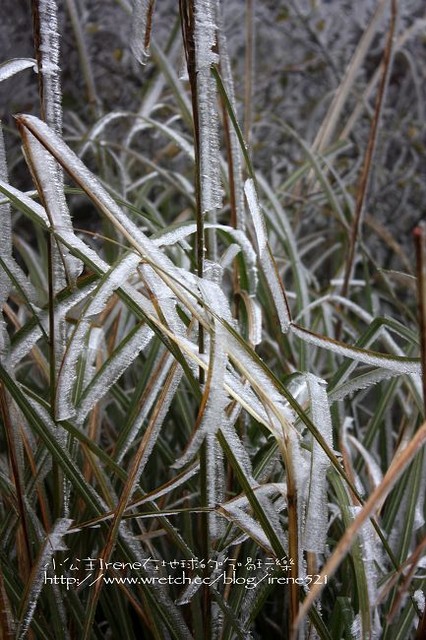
[{"x1": 0, "y1": 1, "x2": 425, "y2": 639}]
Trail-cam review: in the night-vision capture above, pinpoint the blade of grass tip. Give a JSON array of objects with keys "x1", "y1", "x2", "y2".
[
  {"x1": 338, "y1": 0, "x2": 397, "y2": 333},
  {"x1": 0, "y1": 58, "x2": 36, "y2": 82},
  {"x1": 290, "y1": 323, "x2": 420, "y2": 375},
  {"x1": 291, "y1": 420, "x2": 426, "y2": 639}
]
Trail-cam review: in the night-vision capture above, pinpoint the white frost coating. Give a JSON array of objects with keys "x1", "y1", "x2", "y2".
[
  {"x1": 175, "y1": 578, "x2": 203, "y2": 606},
  {"x1": 288, "y1": 425, "x2": 309, "y2": 503},
  {"x1": 139, "y1": 264, "x2": 187, "y2": 338},
  {"x1": 154, "y1": 222, "x2": 257, "y2": 293},
  {"x1": 117, "y1": 349, "x2": 177, "y2": 462},
  {"x1": 38, "y1": 0, "x2": 62, "y2": 133},
  {"x1": 88, "y1": 327, "x2": 104, "y2": 351},
  {"x1": 258, "y1": 175, "x2": 310, "y2": 320},
  {"x1": 17, "y1": 518, "x2": 73, "y2": 639},
  {"x1": 224, "y1": 483, "x2": 287, "y2": 511},
  {"x1": 0, "y1": 126, "x2": 11, "y2": 357},
  {"x1": 244, "y1": 179, "x2": 267, "y2": 253},
  {"x1": 19, "y1": 115, "x2": 184, "y2": 284},
  {"x1": 249, "y1": 298, "x2": 262, "y2": 346},
  {"x1": 130, "y1": 0, "x2": 156, "y2": 64},
  {"x1": 219, "y1": 504, "x2": 274, "y2": 553},
  {"x1": 303, "y1": 374, "x2": 333, "y2": 554},
  {"x1": 139, "y1": 263, "x2": 173, "y2": 302},
  {"x1": 6, "y1": 279, "x2": 98, "y2": 369},
  {"x1": 0, "y1": 178, "x2": 49, "y2": 225},
  {"x1": 2, "y1": 256, "x2": 39, "y2": 304},
  {"x1": 194, "y1": 0, "x2": 223, "y2": 213},
  {"x1": 349, "y1": 505, "x2": 380, "y2": 621},
  {"x1": 88, "y1": 253, "x2": 141, "y2": 316},
  {"x1": 0, "y1": 58, "x2": 36, "y2": 83},
  {"x1": 351, "y1": 615, "x2": 362, "y2": 640},
  {"x1": 216, "y1": 4, "x2": 245, "y2": 230},
  {"x1": 291, "y1": 324, "x2": 421, "y2": 375},
  {"x1": 347, "y1": 435, "x2": 383, "y2": 490},
  {"x1": 143, "y1": 116, "x2": 195, "y2": 160},
  {"x1": 174, "y1": 322, "x2": 228, "y2": 469},
  {"x1": 58, "y1": 231, "x2": 158, "y2": 324},
  {"x1": 223, "y1": 366, "x2": 277, "y2": 434},
  {"x1": 79, "y1": 111, "x2": 132, "y2": 159},
  {"x1": 133, "y1": 464, "x2": 199, "y2": 508},
  {"x1": 414, "y1": 453, "x2": 426, "y2": 531},
  {"x1": 131, "y1": 362, "x2": 183, "y2": 488},
  {"x1": 206, "y1": 433, "x2": 223, "y2": 538},
  {"x1": 25, "y1": 133, "x2": 82, "y2": 284},
  {"x1": 414, "y1": 590, "x2": 425, "y2": 613},
  {"x1": 220, "y1": 419, "x2": 255, "y2": 480},
  {"x1": 115, "y1": 530, "x2": 192, "y2": 640},
  {"x1": 56, "y1": 252, "x2": 141, "y2": 420},
  {"x1": 245, "y1": 179, "x2": 291, "y2": 332},
  {"x1": 76, "y1": 324, "x2": 153, "y2": 424},
  {"x1": 219, "y1": 243, "x2": 241, "y2": 268},
  {"x1": 200, "y1": 278, "x2": 233, "y2": 323},
  {"x1": 228, "y1": 333, "x2": 295, "y2": 436},
  {"x1": 330, "y1": 368, "x2": 401, "y2": 403},
  {"x1": 7, "y1": 328, "x2": 44, "y2": 369}
]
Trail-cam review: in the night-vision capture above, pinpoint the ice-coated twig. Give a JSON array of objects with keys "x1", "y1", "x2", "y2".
[
  {"x1": 130, "y1": 0, "x2": 156, "y2": 64},
  {"x1": 194, "y1": 0, "x2": 223, "y2": 214}
]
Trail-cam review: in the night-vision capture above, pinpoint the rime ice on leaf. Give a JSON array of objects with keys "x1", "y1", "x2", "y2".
[
  {"x1": 0, "y1": 58, "x2": 36, "y2": 83},
  {"x1": 303, "y1": 374, "x2": 333, "y2": 554},
  {"x1": 194, "y1": 0, "x2": 223, "y2": 213},
  {"x1": 56, "y1": 252, "x2": 141, "y2": 420},
  {"x1": 0, "y1": 126, "x2": 11, "y2": 356},
  {"x1": 37, "y1": 0, "x2": 62, "y2": 134},
  {"x1": 25, "y1": 0, "x2": 83, "y2": 399},
  {"x1": 244, "y1": 179, "x2": 291, "y2": 332},
  {"x1": 117, "y1": 349, "x2": 177, "y2": 462},
  {"x1": 130, "y1": 0, "x2": 156, "y2": 64},
  {"x1": 24, "y1": 133, "x2": 81, "y2": 286},
  {"x1": 77, "y1": 324, "x2": 153, "y2": 424},
  {"x1": 291, "y1": 323, "x2": 421, "y2": 375},
  {"x1": 350, "y1": 505, "x2": 381, "y2": 635},
  {"x1": 216, "y1": 4, "x2": 245, "y2": 230},
  {"x1": 18, "y1": 115, "x2": 183, "y2": 284},
  {"x1": 17, "y1": 518, "x2": 73, "y2": 639},
  {"x1": 174, "y1": 321, "x2": 228, "y2": 469}
]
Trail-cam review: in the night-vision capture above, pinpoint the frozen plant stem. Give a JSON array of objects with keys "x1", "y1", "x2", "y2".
[{"x1": 179, "y1": 1, "x2": 215, "y2": 635}]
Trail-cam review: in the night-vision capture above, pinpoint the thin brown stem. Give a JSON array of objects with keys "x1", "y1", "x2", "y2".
[{"x1": 338, "y1": 0, "x2": 397, "y2": 338}]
